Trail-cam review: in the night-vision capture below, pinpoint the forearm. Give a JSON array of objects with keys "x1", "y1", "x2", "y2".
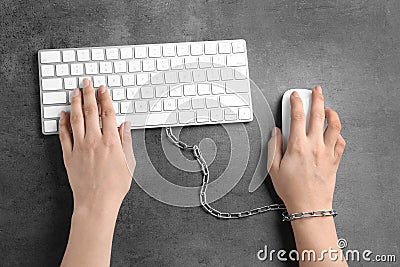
[
  {"x1": 61, "y1": 205, "x2": 120, "y2": 267},
  {"x1": 291, "y1": 217, "x2": 347, "y2": 266}
]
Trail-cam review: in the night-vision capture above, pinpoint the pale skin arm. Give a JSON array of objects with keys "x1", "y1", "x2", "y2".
[
  {"x1": 59, "y1": 78, "x2": 135, "y2": 267},
  {"x1": 267, "y1": 86, "x2": 348, "y2": 266}
]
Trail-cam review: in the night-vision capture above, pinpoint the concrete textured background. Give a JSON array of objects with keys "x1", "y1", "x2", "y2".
[{"x1": 1, "y1": 0, "x2": 399, "y2": 266}]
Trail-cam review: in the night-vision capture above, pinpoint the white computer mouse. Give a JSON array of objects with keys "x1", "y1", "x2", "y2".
[{"x1": 282, "y1": 89, "x2": 326, "y2": 152}]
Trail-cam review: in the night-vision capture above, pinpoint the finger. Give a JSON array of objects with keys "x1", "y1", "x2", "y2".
[
  {"x1": 288, "y1": 91, "x2": 306, "y2": 144},
  {"x1": 323, "y1": 107, "x2": 341, "y2": 147},
  {"x1": 59, "y1": 111, "x2": 72, "y2": 159},
  {"x1": 308, "y1": 86, "x2": 325, "y2": 138},
  {"x1": 267, "y1": 127, "x2": 283, "y2": 176},
  {"x1": 69, "y1": 88, "x2": 84, "y2": 143},
  {"x1": 98, "y1": 85, "x2": 118, "y2": 137},
  {"x1": 119, "y1": 121, "x2": 136, "y2": 175},
  {"x1": 334, "y1": 134, "x2": 346, "y2": 163},
  {"x1": 81, "y1": 78, "x2": 101, "y2": 136}
]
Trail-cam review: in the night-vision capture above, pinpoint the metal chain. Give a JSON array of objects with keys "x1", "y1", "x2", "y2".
[{"x1": 165, "y1": 127, "x2": 286, "y2": 219}]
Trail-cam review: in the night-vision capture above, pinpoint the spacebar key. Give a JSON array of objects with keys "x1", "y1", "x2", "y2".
[{"x1": 126, "y1": 112, "x2": 177, "y2": 127}]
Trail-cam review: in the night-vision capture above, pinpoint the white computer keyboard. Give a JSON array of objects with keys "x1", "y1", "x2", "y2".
[{"x1": 38, "y1": 39, "x2": 253, "y2": 134}]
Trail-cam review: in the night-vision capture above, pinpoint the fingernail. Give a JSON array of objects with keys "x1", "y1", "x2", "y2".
[
  {"x1": 60, "y1": 111, "x2": 65, "y2": 120},
  {"x1": 82, "y1": 78, "x2": 90, "y2": 88},
  {"x1": 99, "y1": 86, "x2": 106, "y2": 94},
  {"x1": 292, "y1": 91, "x2": 300, "y2": 98},
  {"x1": 124, "y1": 121, "x2": 131, "y2": 132},
  {"x1": 72, "y1": 88, "x2": 80, "y2": 97},
  {"x1": 271, "y1": 127, "x2": 277, "y2": 137},
  {"x1": 316, "y1": 86, "x2": 322, "y2": 94}
]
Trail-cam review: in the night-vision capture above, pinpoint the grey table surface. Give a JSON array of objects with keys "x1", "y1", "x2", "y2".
[{"x1": 1, "y1": 0, "x2": 399, "y2": 266}]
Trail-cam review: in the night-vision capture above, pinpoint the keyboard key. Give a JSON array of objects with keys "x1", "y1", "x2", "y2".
[
  {"x1": 234, "y1": 66, "x2": 248, "y2": 79},
  {"x1": 122, "y1": 74, "x2": 135, "y2": 86},
  {"x1": 85, "y1": 63, "x2": 98, "y2": 75},
  {"x1": 206, "y1": 69, "x2": 220, "y2": 81},
  {"x1": 177, "y1": 98, "x2": 191, "y2": 110},
  {"x1": 134, "y1": 46, "x2": 147, "y2": 58},
  {"x1": 206, "y1": 96, "x2": 219, "y2": 108},
  {"x1": 99, "y1": 62, "x2": 113, "y2": 74},
  {"x1": 141, "y1": 86, "x2": 154, "y2": 98},
  {"x1": 112, "y1": 88, "x2": 125, "y2": 100},
  {"x1": 163, "y1": 98, "x2": 177, "y2": 111},
  {"x1": 165, "y1": 71, "x2": 178, "y2": 84},
  {"x1": 192, "y1": 70, "x2": 206, "y2": 82},
  {"x1": 143, "y1": 59, "x2": 156, "y2": 72},
  {"x1": 184, "y1": 56, "x2": 198, "y2": 69},
  {"x1": 197, "y1": 83, "x2": 210, "y2": 95},
  {"x1": 56, "y1": 64, "x2": 69, "y2": 76},
  {"x1": 106, "y1": 48, "x2": 119, "y2": 60},
  {"x1": 198, "y1": 55, "x2": 212, "y2": 68},
  {"x1": 78, "y1": 77, "x2": 92, "y2": 88},
  {"x1": 183, "y1": 84, "x2": 196, "y2": 96},
  {"x1": 107, "y1": 75, "x2": 121, "y2": 87},
  {"x1": 169, "y1": 85, "x2": 182, "y2": 97},
  {"x1": 227, "y1": 54, "x2": 246, "y2": 67},
  {"x1": 224, "y1": 107, "x2": 238, "y2": 121},
  {"x1": 177, "y1": 44, "x2": 189, "y2": 56},
  {"x1": 120, "y1": 101, "x2": 134, "y2": 113},
  {"x1": 155, "y1": 85, "x2": 169, "y2": 98},
  {"x1": 197, "y1": 110, "x2": 209, "y2": 122},
  {"x1": 43, "y1": 92, "x2": 67, "y2": 104},
  {"x1": 128, "y1": 60, "x2": 141, "y2": 72},
  {"x1": 62, "y1": 50, "x2": 76, "y2": 62},
  {"x1": 41, "y1": 65, "x2": 55, "y2": 77},
  {"x1": 220, "y1": 94, "x2": 250, "y2": 107},
  {"x1": 156, "y1": 58, "x2": 170, "y2": 71},
  {"x1": 213, "y1": 55, "x2": 226, "y2": 67},
  {"x1": 77, "y1": 50, "x2": 90, "y2": 61},
  {"x1": 126, "y1": 112, "x2": 177, "y2": 126},
  {"x1": 41, "y1": 51, "x2": 61, "y2": 63},
  {"x1": 91, "y1": 49, "x2": 105, "y2": 60},
  {"x1": 64, "y1": 77, "x2": 77, "y2": 89},
  {"x1": 226, "y1": 80, "x2": 249, "y2": 93},
  {"x1": 127, "y1": 87, "x2": 140, "y2": 99},
  {"x1": 191, "y1": 97, "x2": 205, "y2": 109},
  {"x1": 179, "y1": 111, "x2": 195, "y2": 123},
  {"x1": 151, "y1": 72, "x2": 164, "y2": 85},
  {"x1": 136, "y1": 73, "x2": 150, "y2": 85},
  {"x1": 232, "y1": 40, "x2": 245, "y2": 53},
  {"x1": 43, "y1": 120, "x2": 57, "y2": 133},
  {"x1": 135, "y1": 100, "x2": 148, "y2": 112},
  {"x1": 239, "y1": 107, "x2": 252, "y2": 120},
  {"x1": 149, "y1": 99, "x2": 162, "y2": 112},
  {"x1": 190, "y1": 43, "x2": 203, "y2": 55},
  {"x1": 211, "y1": 82, "x2": 225, "y2": 94},
  {"x1": 42, "y1": 78, "x2": 63, "y2": 90},
  {"x1": 148, "y1": 45, "x2": 162, "y2": 58},
  {"x1": 114, "y1": 61, "x2": 127, "y2": 73},
  {"x1": 218, "y1": 42, "x2": 231, "y2": 54},
  {"x1": 162, "y1": 44, "x2": 176, "y2": 57},
  {"x1": 93, "y1": 76, "x2": 106, "y2": 87},
  {"x1": 120, "y1": 47, "x2": 133, "y2": 59},
  {"x1": 43, "y1": 105, "x2": 70, "y2": 118},
  {"x1": 204, "y1": 42, "x2": 217, "y2": 55},
  {"x1": 210, "y1": 109, "x2": 223, "y2": 121},
  {"x1": 220, "y1": 68, "x2": 234, "y2": 80},
  {"x1": 170, "y1": 58, "x2": 184, "y2": 69},
  {"x1": 71, "y1": 63, "x2": 84, "y2": 75},
  {"x1": 179, "y1": 71, "x2": 192, "y2": 83}
]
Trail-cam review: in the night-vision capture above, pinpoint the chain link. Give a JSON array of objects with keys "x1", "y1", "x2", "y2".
[{"x1": 165, "y1": 127, "x2": 286, "y2": 219}]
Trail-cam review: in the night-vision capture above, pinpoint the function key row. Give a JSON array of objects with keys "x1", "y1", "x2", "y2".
[{"x1": 39, "y1": 40, "x2": 246, "y2": 64}]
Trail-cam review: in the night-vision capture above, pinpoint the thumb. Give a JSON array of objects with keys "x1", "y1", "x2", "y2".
[
  {"x1": 119, "y1": 121, "x2": 136, "y2": 176},
  {"x1": 267, "y1": 127, "x2": 282, "y2": 177}
]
